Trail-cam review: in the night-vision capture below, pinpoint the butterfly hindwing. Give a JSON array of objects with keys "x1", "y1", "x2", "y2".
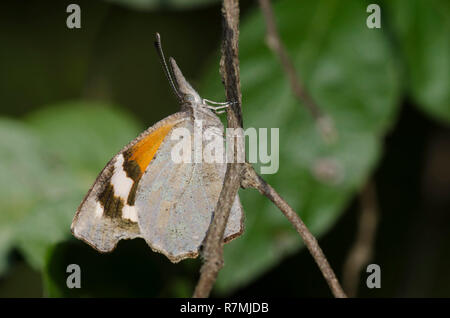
[{"x1": 135, "y1": 114, "x2": 244, "y2": 262}]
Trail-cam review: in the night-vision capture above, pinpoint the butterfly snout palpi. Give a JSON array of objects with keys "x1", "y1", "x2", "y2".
[{"x1": 71, "y1": 33, "x2": 244, "y2": 263}]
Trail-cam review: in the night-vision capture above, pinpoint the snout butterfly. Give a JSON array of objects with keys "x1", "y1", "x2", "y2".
[{"x1": 71, "y1": 33, "x2": 244, "y2": 263}]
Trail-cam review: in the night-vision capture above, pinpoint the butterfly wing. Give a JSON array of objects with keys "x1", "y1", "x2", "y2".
[
  {"x1": 135, "y1": 116, "x2": 244, "y2": 262},
  {"x1": 72, "y1": 109, "x2": 244, "y2": 260},
  {"x1": 71, "y1": 111, "x2": 189, "y2": 252}
]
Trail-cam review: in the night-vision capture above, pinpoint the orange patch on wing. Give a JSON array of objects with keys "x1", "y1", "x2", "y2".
[{"x1": 129, "y1": 123, "x2": 175, "y2": 172}]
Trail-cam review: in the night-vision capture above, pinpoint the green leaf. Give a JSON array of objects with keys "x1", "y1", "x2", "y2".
[
  {"x1": 200, "y1": 0, "x2": 400, "y2": 293},
  {"x1": 26, "y1": 101, "x2": 141, "y2": 180},
  {"x1": 0, "y1": 118, "x2": 57, "y2": 274},
  {"x1": 19, "y1": 101, "x2": 141, "y2": 269},
  {"x1": 0, "y1": 102, "x2": 141, "y2": 274},
  {"x1": 103, "y1": 0, "x2": 220, "y2": 11},
  {"x1": 385, "y1": 0, "x2": 450, "y2": 124},
  {"x1": 0, "y1": 228, "x2": 14, "y2": 274},
  {"x1": 15, "y1": 193, "x2": 82, "y2": 270}
]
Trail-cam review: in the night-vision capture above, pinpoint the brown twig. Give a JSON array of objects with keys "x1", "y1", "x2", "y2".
[
  {"x1": 254, "y1": 0, "x2": 345, "y2": 297},
  {"x1": 258, "y1": 0, "x2": 336, "y2": 143},
  {"x1": 241, "y1": 163, "x2": 347, "y2": 298},
  {"x1": 342, "y1": 180, "x2": 379, "y2": 297},
  {"x1": 193, "y1": 0, "x2": 346, "y2": 298},
  {"x1": 193, "y1": 0, "x2": 243, "y2": 298}
]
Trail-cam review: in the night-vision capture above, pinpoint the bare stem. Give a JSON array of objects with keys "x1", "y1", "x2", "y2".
[
  {"x1": 342, "y1": 180, "x2": 379, "y2": 297},
  {"x1": 193, "y1": 0, "x2": 243, "y2": 298},
  {"x1": 258, "y1": 0, "x2": 336, "y2": 143},
  {"x1": 193, "y1": 0, "x2": 346, "y2": 298},
  {"x1": 241, "y1": 163, "x2": 347, "y2": 298}
]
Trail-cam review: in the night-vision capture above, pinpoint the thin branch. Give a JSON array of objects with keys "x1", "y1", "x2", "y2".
[
  {"x1": 342, "y1": 180, "x2": 379, "y2": 297},
  {"x1": 193, "y1": 0, "x2": 346, "y2": 298},
  {"x1": 193, "y1": 0, "x2": 243, "y2": 298},
  {"x1": 258, "y1": 0, "x2": 336, "y2": 143},
  {"x1": 254, "y1": 0, "x2": 345, "y2": 297},
  {"x1": 241, "y1": 163, "x2": 347, "y2": 298}
]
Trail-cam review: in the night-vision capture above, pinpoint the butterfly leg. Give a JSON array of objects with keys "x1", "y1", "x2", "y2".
[
  {"x1": 203, "y1": 98, "x2": 231, "y2": 106},
  {"x1": 203, "y1": 99, "x2": 237, "y2": 114}
]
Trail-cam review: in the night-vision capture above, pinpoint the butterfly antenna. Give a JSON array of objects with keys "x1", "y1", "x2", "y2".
[{"x1": 154, "y1": 33, "x2": 182, "y2": 102}]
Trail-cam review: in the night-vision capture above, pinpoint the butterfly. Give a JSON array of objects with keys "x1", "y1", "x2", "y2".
[{"x1": 71, "y1": 33, "x2": 244, "y2": 263}]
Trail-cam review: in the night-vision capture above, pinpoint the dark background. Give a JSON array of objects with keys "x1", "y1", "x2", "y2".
[{"x1": 0, "y1": 0, "x2": 449, "y2": 297}]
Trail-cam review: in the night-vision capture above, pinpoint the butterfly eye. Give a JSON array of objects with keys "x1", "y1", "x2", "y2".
[{"x1": 184, "y1": 94, "x2": 195, "y2": 103}]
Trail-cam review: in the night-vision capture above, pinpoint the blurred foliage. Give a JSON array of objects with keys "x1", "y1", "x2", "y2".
[
  {"x1": 0, "y1": 119, "x2": 50, "y2": 274},
  {"x1": 384, "y1": 0, "x2": 450, "y2": 124},
  {"x1": 0, "y1": 0, "x2": 448, "y2": 297},
  {"x1": 0, "y1": 102, "x2": 140, "y2": 273},
  {"x1": 103, "y1": 0, "x2": 221, "y2": 11}
]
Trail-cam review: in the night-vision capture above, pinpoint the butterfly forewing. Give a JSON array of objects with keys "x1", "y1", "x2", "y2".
[{"x1": 71, "y1": 112, "x2": 189, "y2": 252}]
